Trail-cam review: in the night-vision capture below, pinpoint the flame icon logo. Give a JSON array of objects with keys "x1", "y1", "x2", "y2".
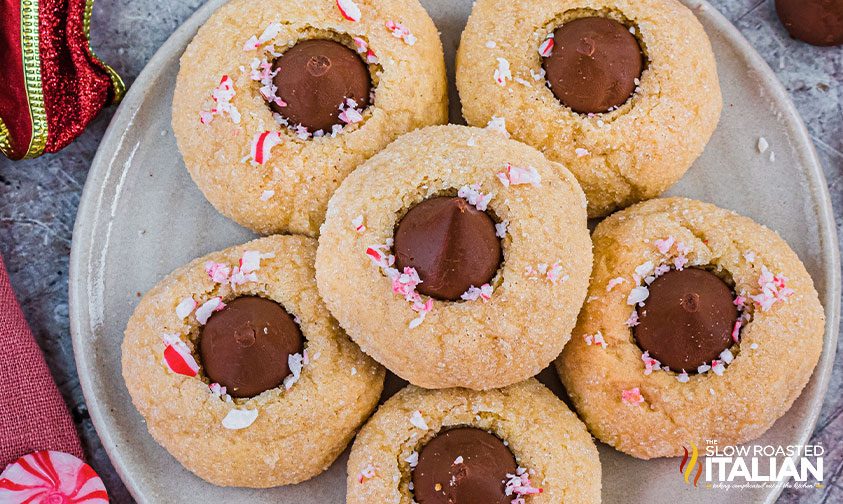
[{"x1": 679, "y1": 443, "x2": 703, "y2": 487}]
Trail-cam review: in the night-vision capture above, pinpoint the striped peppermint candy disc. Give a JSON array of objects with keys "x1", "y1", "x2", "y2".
[{"x1": 0, "y1": 451, "x2": 108, "y2": 503}]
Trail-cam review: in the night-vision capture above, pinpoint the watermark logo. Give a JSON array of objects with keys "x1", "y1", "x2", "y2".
[
  {"x1": 677, "y1": 440, "x2": 825, "y2": 491},
  {"x1": 680, "y1": 443, "x2": 702, "y2": 487}
]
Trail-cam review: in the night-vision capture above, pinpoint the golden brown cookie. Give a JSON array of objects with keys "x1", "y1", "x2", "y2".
[
  {"x1": 172, "y1": 0, "x2": 448, "y2": 236},
  {"x1": 456, "y1": 0, "x2": 722, "y2": 218},
  {"x1": 122, "y1": 235, "x2": 384, "y2": 487},
  {"x1": 316, "y1": 125, "x2": 593, "y2": 390},
  {"x1": 347, "y1": 380, "x2": 601, "y2": 503},
  {"x1": 556, "y1": 198, "x2": 825, "y2": 459}
]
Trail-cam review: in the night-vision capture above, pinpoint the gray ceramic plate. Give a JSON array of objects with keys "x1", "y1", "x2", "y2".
[{"x1": 69, "y1": 0, "x2": 840, "y2": 502}]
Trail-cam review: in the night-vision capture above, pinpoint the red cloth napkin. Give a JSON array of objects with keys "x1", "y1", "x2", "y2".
[{"x1": 0, "y1": 254, "x2": 83, "y2": 468}]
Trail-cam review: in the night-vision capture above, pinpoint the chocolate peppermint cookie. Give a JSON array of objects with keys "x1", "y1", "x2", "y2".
[
  {"x1": 456, "y1": 0, "x2": 722, "y2": 218},
  {"x1": 316, "y1": 125, "x2": 592, "y2": 390},
  {"x1": 556, "y1": 198, "x2": 825, "y2": 459},
  {"x1": 122, "y1": 236, "x2": 384, "y2": 487},
  {"x1": 172, "y1": 0, "x2": 448, "y2": 236}
]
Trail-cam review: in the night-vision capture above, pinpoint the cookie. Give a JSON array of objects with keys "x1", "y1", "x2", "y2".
[
  {"x1": 556, "y1": 198, "x2": 825, "y2": 459},
  {"x1": 316, "y1": 125, "x2": 593, "y2": 390},
  {"x1": 346, "y1": 380, "x2": 601, "y2": 503},
  {"x1": 122, "y1": 235, "x2": 385, "y2": 487},
  {"x1": 172, "y1": 0, "x2": 448, "y2": 236},
  {"x1": 456, "y1": 0, "x2": 722, "y2": 218}
]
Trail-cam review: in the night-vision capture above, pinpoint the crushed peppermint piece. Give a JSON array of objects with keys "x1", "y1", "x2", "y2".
[
  {"x1": 633, "y1": 261, "x2": 654, "y2": 282},
  {"x1": 410, "y1": 410, "x2": 429, "y2": 430},
  {"x1": 366, "y1": 244, "x2": 433, "y2": 327},
  {"x1": 162, "y1": 333, "x2": 199, "y2": 376},
  {"x1": 697, "y1": 363, "x2": 711, "y2": 374},
  {"x1": 222, "y1": 408, "x2": 258, "y2": 430},
  {"x1": 176, "y1": 297, "x2": 197, "y2": 319},
  {"x1": 757, "y1": 137, "x2": 769, "y2": 153},
  {"x1": 365, "y1": 244, "x2": 395, "y2": 269},
  {"x1": 385, "y1": 20, "x2": 416, "y2": 45},
  {"x1": 654, "y1": 236, "x2": 675, "y2": 254},
  {"x1": 545, "y1": 262, "x2": 567, "y2": 284},
  {"x1": 249, "y1": 131, "x2": 283, "y2": 165},
  {"x1": 486, "y1": 116, "x2": 510, "y2": 137},
  {"x1": 538, "y1": 34, "x2": 554, "y2": 57},
  {"x1": 243, "y1": 22, "x2": 283, "y2": 51},
  {"x1": 339, "y1": 98, "x2": 364, "y2": 125},
  {"x1": 457, "y1": 184, "x2": 493, "y2": 211},
  {"x1": 677, "y1": 371, "x2": 690, "y2": 383},
  {"x1": 674, "y1": 255, "x2": 689, "y2": 271},
  {"x1": 627, "y1": 286, "x2": 649, "y2": 306},
  {"x1": 750, "y1": 343, "x2": 759, "y2": 350},
  {"x1": 196, "y1": 297, "x2": 225, "y2": 325},
  {"x1": 641, "y1": 351, "x2": 662, "y2": 375},
  {"x1": 711, "y1": 360, "x2": 726, "y2": 376},
  {"x1": 731, "y1": 319, "x2": 743, "y2": 343},
  {"x1": 205, "y1": 261, "x2": 231, "y2": 283},
  {"x1": 461, "y1": 284, "x2": 494, "y2": 302},
  {"x1": 625, "y1": 310, "x2": 640, "y2": 327},
  {"x1": 405, "y1": 451, "x2": 419, "y2": 468},
  {"x1": 260, "y1": 189, "x2": 275, "y2": 201},
  {"x1": 530, "y1": 68, "x2": 546, "y2": 81},
  {"x1": 209, "y1": 382, "x2": 227, "y2": 397},
  {"x1": 392, "y1": 267, "x2": 423, "y2": 302},
  {"x1": 485, "y1": 40, "x2": 497, "y2": 48},
  {"x1": 454, "y1": 456, "x2": 464, "y2": 465},
  {"x1": 749, "y1": 265, "x2": 794, "y2": 311},
  {"x1": 283, "y1": 352, "x2": 304, "y2": 389},
  {"x1": 352, "y1": 215, "x2": 366, "y2": 233},
  {"x1": 575, "y1": 147, "x2": 589, "y2": 158},
  {"x1": 358, "y1": 464, "x2": 376, "y2": 483},
  {"x1": 200, "y1": 75, "x2": 241, "y2": 124},
  {"x1": 497, "y1": 163, "x2": 541, "y2": 187},
  {"x1": 584, "y1": 331, "x2": 607, "y2": 348},
  {"x1": 621, "y1": 387, "x2": 644, "y2": 405},
  {"x1": 720, "y1": 348, "x2": 734, "y2": 364},
  {"x1": 494, "y1": 57, "x2": 512, "y2": 86},
  {"x1": 495, "y1": 220, "x2": 509, "y2": 238},
  {"x1": 744, "y1": 251, "x2": 756, "y2": 263},
  {"x1": 606, "y1": 277, "x2": 626, "y2": 292},
  {"x1": 352, "y1": 37, "x2": 379, "y2": 64},
  {"x1": 504, "y1": 467, "x2": 543, "y2": 500},
  {"x1": 337, "y1": 0, "x2": 361, "y2": 21}
]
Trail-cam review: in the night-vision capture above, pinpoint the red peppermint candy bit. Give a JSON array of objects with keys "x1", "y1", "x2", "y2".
[
  {"x1": 337, "y1": 0, "x2": 361, "y2": 22},
  {"x1": 538, "y1": 35, "x2": 554, "y2": 57},
  {"x1": 0, "y1": 451, "x2": 108, "y2": 503},
  {"x1": 162, "y1": 334, "x2": 200, "y2": 377}
]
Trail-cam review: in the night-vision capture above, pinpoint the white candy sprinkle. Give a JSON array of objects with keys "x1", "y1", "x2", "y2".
[
  {"x1": 575, "y1": 147, "x2": 590, "y2": 158},
  {"x1": 486, "y1": 115, "x2": 509, "y2": 137},
  {"x1": 627, "y1": 286, "x2": 649, "y2": 305},
  {"x1": 410, "y1": 410, "x2": 428, "y2": 430},
  {"x1": 283, "y1": 353, "x2": 304, "y2": 389},
  {"x1": 175, "y1": 297, "x2": 196, "y2": 319},
  {"x1": 405, "y1": 451, "x2": 419, "y2": 468},
  {"x1": 485, "y1": 40, "x2": 497, "y2": 48},
  {"x1": 495, "y1": 220, "x2": 509, "y2": 238},
  {"x1": 494, "y1": 57, "x2": 512, "y2": 86},
  {"x1": 196, "y1": 297, "x2": 224, "y2": 325},
  {"x1": 222, "y1": 409, "x2": 258, "y2": 430},
  {"x1": 260, "y1": 190, "x2": 275, "y2": 201},
  {"x1": 757, "y1": 137, "x2": 769, "y2": 154}
]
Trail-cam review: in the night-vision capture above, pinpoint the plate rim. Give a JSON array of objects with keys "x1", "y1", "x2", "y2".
[{"x1": 68, "y1": 1, "x2": 841, "y2": 502}]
